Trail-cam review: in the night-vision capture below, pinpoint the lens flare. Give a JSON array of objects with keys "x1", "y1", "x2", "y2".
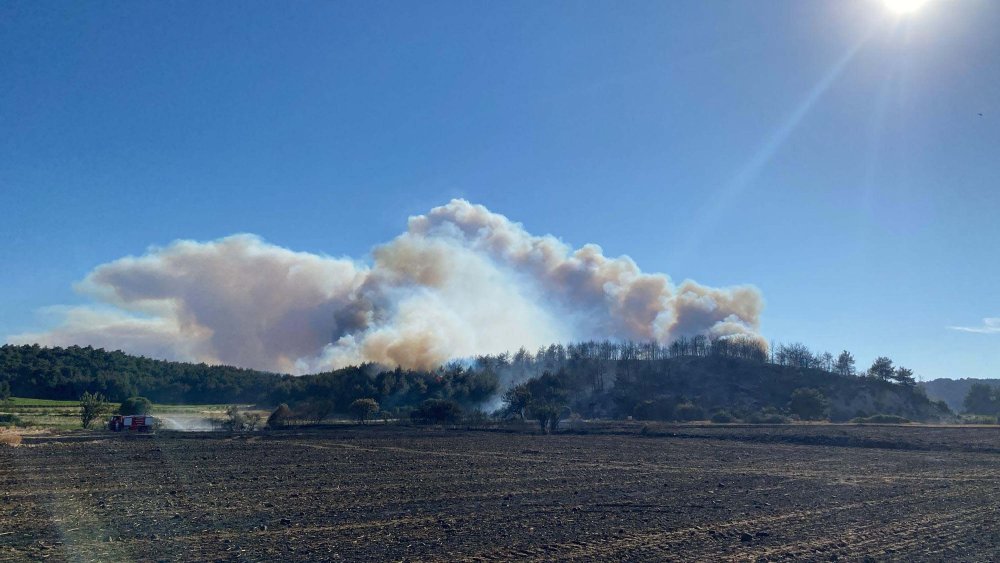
[{"x1": 883, "y1": 0, "x2": 930, "y2": 14}]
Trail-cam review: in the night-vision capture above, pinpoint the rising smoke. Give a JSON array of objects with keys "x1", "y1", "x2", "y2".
[{"x1": 10, "y1": 200, "x2": 764, "y2": 373}]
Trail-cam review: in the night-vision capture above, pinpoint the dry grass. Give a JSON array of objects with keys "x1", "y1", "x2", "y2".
[{"x1": 0, "y1": 432, "x2": 23, "y2": 447}]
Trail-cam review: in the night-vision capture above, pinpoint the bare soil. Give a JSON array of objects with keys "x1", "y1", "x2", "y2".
[{"x1": 3, "y1": 424, "x2": 1000, "y2": 561}]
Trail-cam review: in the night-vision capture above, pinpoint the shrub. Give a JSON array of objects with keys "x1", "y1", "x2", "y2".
[
  {"x1": 297, "y1": 399, "x2": 334, "y2": 424},
  {"x1": 632, "y1": 397, "x2": 677, "y2": 421},
  {"x1": 349, "y1": 398, "x2": 380, "y2": 424},
  {"x1": 710, "y1": 410, "x2": 736, "y2": 423},
  {"x1": 850, "y1": 414, "x2": 910, "y2": 424},
  {"x1": 0, "y1": 414, "x2": 28, "y2": 427},
  {"x1": 79, "y1": 391, "x2": 110, "y2": 429},
  {"x1": 244, "y1": 412, "x2": 262, "y2": 431},
  {"x1": 746, "y1": 410, "x2": 789, "y2": 424},
  {"x1": 410, "y1": 399, "x2": 462, "y2": 425},
  {"x1": 828, "y1": 407, "x2": 855, "y2": 423},
  {"x1": 527, "y1": 404, "x2": 560, "y2": 433},
  {"x1": 963, "y1": 383, "x2": 999, "y2": 416},
  {"x1": 267, "y1": 404, "x2": 293, "y2": 429},
  {"x1": 788, "y1": 388, "x2": 829, "y2": 421},
  {"x1": 933, "y1": 399, "x2": 951, "y2": 414},
  {"x1": 959, "y1": 414, "x2": 998, "y2": 425},
  {"x1": 674, "y1": 403, "x2": 705, "y2": 422},
  {"x1": 223, "y1": 406, "x2": 258, "y2": 432},
  {"x1": 392, "y1": 406, "x2": 414, "y2": 423},
  {"x1": 119, "y1": 396, "x2": 153, "y2": 416},
  {"x1": 463, "y1": 409, "x2": 490, "y2": 427}
]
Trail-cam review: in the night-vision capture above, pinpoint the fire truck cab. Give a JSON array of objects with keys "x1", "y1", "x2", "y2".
[{"x1": 108, "y1": 415, "x2": 155, "y2": 432}]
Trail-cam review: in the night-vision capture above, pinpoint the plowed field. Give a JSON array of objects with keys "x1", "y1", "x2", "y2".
[{"x1": 3, "y1": 424, "x2": 1000, "y2": 561}]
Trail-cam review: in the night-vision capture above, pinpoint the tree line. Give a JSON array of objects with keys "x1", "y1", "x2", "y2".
[
  {"x1": 0, "y1": 344, "x2": 498, "y2": 415},
  {"x1": 1, "y1": 337, "x2": 941, "y2": 427},
  {"x1": 963, "y1": 383, "x2": 1000, "y2": 417},
  {"x1": 485, "y1": 337, "x2": 938, "y2": 430}
]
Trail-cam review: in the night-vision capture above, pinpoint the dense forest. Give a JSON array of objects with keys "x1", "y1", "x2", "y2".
[
  {"x1": 0, "y1": 344, "x2": 496, "y2": 411},
  {"x1": 0, "y1": 344, "x2": 283, "y2": 404},
  {"x1": 0, "y1": 338, "x2": 951, "y2": 423}
]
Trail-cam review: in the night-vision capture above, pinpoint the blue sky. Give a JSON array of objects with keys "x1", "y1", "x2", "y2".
[{"x1": 2, "y1": 0, "x2": 997, "y2": 378}]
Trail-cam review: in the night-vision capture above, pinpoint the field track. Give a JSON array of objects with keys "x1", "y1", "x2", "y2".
[{"x1": 2, "y1": 424, "x2": 1000, "y2": 561}]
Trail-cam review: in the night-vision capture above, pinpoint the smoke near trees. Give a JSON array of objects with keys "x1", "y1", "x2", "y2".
[
  {"x1": 1, "y1": 338, "x2": 947, "y2": 424},
  {"x1": 8, "y1": 200, "x2": 763, "y2": 373}
]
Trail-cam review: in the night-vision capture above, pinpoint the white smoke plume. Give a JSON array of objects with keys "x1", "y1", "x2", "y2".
[{"x1": 9, "y1": 200, "x2": 764, "y2": 373}]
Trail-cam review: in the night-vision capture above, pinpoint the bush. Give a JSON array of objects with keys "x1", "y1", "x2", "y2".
[
  {"x1": 119, "y1": 396, "x2": 153, "y2": 415},
  {"x1": 673, "y1": 403, "x2": 705, "y2": 422},
  {"x1": 463, "y1": 409, "x2": 491, "y2": 427},
  {"x1": 788, "y1": 388, "x2": 829, "y2": 421},
  {"x1": 960, "y1": 414, "x2": 998, "y2": 425},
  {"x1": 410, "y1": 399, "x2": 462, "y2": 425},
  {"x1": 850, "y1": 414, "x2": 910, "y2": 424},
  {"x1": 297, "y1": 399, "x2": 334, "y2": 424},
  {"x1": 710, "y1": 410, "x2": 736, "y2": 423},
  {"x1": 392, "y1": 406, "x2": 414, "y2": 422},
  {"x1": 746, "y1": 410, "x2": 789, "y2": 424},
  {"x1": 79, "y1": 391, "x2": 110, "y2": 429},
  {"x1": 0, "y1": 414, "x2": 28, "y2": 427},
  {"x1": 632, "y1": 398, "x2": 678, "y2": 421},
  {"x1": 828, "y1": 407, "x2": 855, "y2": 423},
  {"x1": 245, "y1": 412, "x2": 262, "y2": 431},
  {"x1": 267, "y1": 403, "x2": 293, "y2": 429},
  {"x1": 223, "y1": 406, "x2": 260, "y2": 432}
]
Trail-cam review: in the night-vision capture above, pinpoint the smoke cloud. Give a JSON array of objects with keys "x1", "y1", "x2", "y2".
[{"x1": 10, "y1": 200, "x2": 764, "y2": 373}]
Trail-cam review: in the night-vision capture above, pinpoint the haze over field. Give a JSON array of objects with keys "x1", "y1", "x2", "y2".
[{"x1": 11, "y1": 200, "x2": 762, "y2": 373}]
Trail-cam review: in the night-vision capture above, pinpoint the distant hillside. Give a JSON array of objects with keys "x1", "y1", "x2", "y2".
[
  {"x1": 920, "y1": 378, "x2": 1000, "y2": 412},
  {"x1": 571, "y1": 355, "x2": 951, "y2": 423}
]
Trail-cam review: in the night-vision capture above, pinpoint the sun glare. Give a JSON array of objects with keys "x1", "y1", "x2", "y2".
[{"x1": 883, "y1": 0, "x2": 930, "y2": 14}]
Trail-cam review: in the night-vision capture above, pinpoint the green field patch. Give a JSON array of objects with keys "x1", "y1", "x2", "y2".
[
  {"x1": 7, "y1": 397, "x2": 90, "y2": 407},
  {"x1": 1, "y1": 397, "x2": 240, "y2": 429}
]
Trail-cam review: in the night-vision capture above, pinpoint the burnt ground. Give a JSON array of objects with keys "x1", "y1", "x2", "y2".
[{"x1": 3, "y1": 423, "x2": 1000, "y2": 561}]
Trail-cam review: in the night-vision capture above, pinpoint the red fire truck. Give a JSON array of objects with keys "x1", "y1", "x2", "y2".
[{"x1": 108, "y1": 415, "x2": 156, "y2": 432}]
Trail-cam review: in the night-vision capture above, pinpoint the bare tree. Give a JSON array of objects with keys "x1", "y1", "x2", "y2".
[
  {"x1": 819, "y1": 352, "x2": 834, "y2": 372},
  {"x1": 776, "y1": 343, "x2": 814, "y2": 368}
]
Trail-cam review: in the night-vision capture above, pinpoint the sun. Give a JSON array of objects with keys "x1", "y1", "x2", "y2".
[{"x1": 883, "y1": 0, "x2": 930, "y2": 14}]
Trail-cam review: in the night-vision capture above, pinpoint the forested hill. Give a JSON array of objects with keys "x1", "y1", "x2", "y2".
[
  {"x1": 0, "y1": 344, "x2": 284, "y2": 404},
  {"x1": 0, "y1": 344, "x2": 499, "y2": 410},
  {"x1": 1, "y1": 342, "x2": 951, "y2": 423},
  {"x1": 920, "y1": 378, "x2": 1000, "y2": 412},
  {"x1": 598, "y1": 355, "x2": 951, "y2": 423}
]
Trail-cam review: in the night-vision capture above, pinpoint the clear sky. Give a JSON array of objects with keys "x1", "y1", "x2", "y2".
[{"x1": 2, "y1": 0, "x2": 997, "y2": 379}]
